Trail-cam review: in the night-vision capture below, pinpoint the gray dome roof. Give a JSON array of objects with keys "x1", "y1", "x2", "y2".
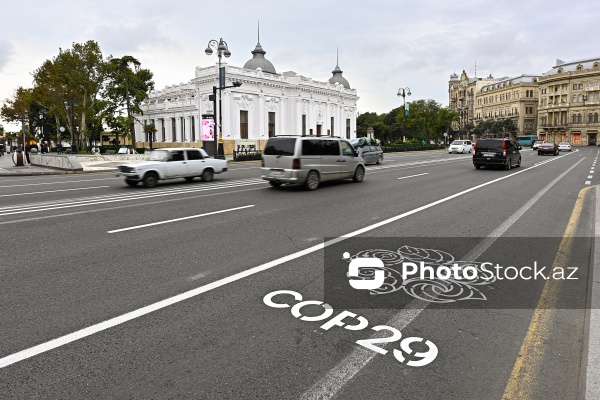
[
  {"x1": 329, "y1": 64, "x2": 350, "y2": 89},
  {"x1": 243, "y1": 42, "x2": 276, "y2": 74}
]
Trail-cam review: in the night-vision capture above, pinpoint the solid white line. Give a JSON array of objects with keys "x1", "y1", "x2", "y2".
[
  {"x1": 397, "y1": 173, "x2": 429, "y2": 180},
  {"x1": 300, "y1": 158, "x2": 585, "y2": 400},
  {"x1": 0, "y1": 158, "x2": 578, "y2": 370},
  {"x1": 0, "y1": 186, "x2": 109, "y2": 197},
  {"x1": 107, "y1": 205, "x2": 255, "y2": 233}
]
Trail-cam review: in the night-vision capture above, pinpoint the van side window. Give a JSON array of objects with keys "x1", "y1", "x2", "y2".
[
  {"x1": 322, "y1": 141, "x2": 340, "y2": 156},
  {"x1": 302, "y1": 140, "x2": 323, "y2": 156},
  {"x1": 341, "y1": 141, "x2": 355, "y2": 156}
]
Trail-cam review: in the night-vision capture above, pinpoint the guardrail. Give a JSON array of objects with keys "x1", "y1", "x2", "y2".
[
  {"x1": 233, "y1": 151, "x2": 262, "y2": 162},
  {"x1": 381, "y1": 144, "x2": 445, "y2": 153}
]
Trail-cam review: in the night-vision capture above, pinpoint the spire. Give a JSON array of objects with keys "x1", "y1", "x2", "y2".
[
  {"x1": 243, "y1": 21, "x2": 276, "y2": 74},
  {"x1": 329, "y1": 48, "x2": 350, "y2": 89}
]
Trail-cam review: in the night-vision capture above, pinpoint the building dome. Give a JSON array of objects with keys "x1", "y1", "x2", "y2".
[
  {"x1": 329, "y1": 64, "x2": 350, "y2": 89},
  {"x1": 450, "y1": 72, "x2": 459, "y2": 80},
  {"x1": 243, "y1": 42, "x2": 277, "y2": 74}
]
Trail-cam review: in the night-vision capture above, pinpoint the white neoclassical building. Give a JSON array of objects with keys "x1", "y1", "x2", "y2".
[{"x1": 134, "y1": 39, "x2": 359, "y2": 155}]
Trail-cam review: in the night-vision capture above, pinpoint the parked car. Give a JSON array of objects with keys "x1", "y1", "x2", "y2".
[
  {"x1": 116, "y1": 148, "x2": 228, "y2": 187},
  {"x1": 261, "y1": 136, "x2": 365, "y2": 190},
  {"x1": 532, "y1": 141, "x2": 545, "y2": 150},
  {"x1": 358, "y1": 145, "x2": 384, "y2": 165},
  {"x1": 473, "y1": 138, "x2": 521, "y2": 170},
  {"x1": 538, "y1": 142, "x2": 559, "y2": 156},
  {"x1": 448, "y1": 140, "x2": 473, "y2": 154},
  {"x1": 558, "y1": 142, "x2": 572, "y2": 151}
]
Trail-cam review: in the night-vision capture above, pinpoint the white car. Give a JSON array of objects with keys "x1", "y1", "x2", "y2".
[
  {"x1": 558, "y1": 142, "x2": 572, "y2": 151},
  {"x1": 448, "y1": 140, "x2": 473, "y2": 154},
  {"x1": 117, "y1": 148, "x2": 228, "y2": 187}
]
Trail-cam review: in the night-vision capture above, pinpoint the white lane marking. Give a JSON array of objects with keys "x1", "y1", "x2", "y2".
[
  {"x1": 107, "y1": 205, "x2": 255, "y2": 233},
  {"x1": 0, "y1": 187, "x2": 265, "y2": 227},
  {"x1": 188, "y1": 271, "x2": 212, "y2": 281},
  {"x1": 300, "y1": 158, "x2": 585, "y2": 400},
  {"x1": 589, "y1": 176, "x2": 594, "y2": 179},
  {"x1": 0, "y1": 186, "x2": 110, "y2": 197},
  {"x1": 0, "y1": 180, "x2": 265, "y2": 216},
  {"x1": 586, "y1": 181, "x2": 592, "y2": 185},
  {"x1": 0, "y1": 177, "x2": 118, "y2": 188},
  {"x1": 397, "y1": 173, "x2": 429, "y2": 180},
  {"x1": 591, "y1": 171, "x2": 595, "y2": 174},
  {"x1": 0, "y1": 158, "x2": 581, "y2": 369}
]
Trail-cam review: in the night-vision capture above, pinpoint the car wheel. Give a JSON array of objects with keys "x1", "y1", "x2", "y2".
[
  {"x1": 142, "y1": 172, "x2": 158, "y2": 188},
  {"x1": 184, "y1": 177, "x2": 195, "y2": 182},
  {"x1": 125, "y1": 179, "x2": 138, "y2": 187},
  {"x1": 377, "y1": 155, "x2": 383, "y2": 165},
  {"x1": 353, "y1": 165, "x2": 365, "y2": 183},
  {"x1": 201, "y1": 169, "x2": 214, "y2": 182},
  {"x1": 505, "y1": 160, "x2": 511, "y2": 170},
  {"x1": 516, "y1": 157, "x2": 521, "y2": 167},
  {"x1": 474, "y1": 165, "x2": 481, "y2": 169},
  {"x1": 538, "y1": 152, "x2": 541, "y2": 156},
  {"x1": 269, "y1": 181, "x2": 282, "y2": 187},
  {"x1": 305, "y1": 171, "x2": 320, "y2": 190}
]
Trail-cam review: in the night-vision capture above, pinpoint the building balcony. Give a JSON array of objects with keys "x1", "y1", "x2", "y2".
[{"x1": 586, "y1": 86, "x2": 600, "y2": 92}]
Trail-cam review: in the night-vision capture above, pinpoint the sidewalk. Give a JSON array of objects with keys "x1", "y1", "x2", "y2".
[{"x1": 0, "y1": 152, "x2": 65, "y2": 176}]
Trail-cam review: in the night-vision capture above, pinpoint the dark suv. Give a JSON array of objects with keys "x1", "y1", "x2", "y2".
[{"x1": 473, "y1": 138, "x2": 522, "y2": 170}]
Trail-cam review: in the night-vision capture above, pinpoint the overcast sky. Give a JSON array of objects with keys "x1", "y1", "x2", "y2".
[{"x1": 1, "y1": 0, "x2": 599, "y2": 130}]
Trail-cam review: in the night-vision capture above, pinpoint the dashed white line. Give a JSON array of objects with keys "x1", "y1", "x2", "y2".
[
  {"x1": 107, "y1": 205, "x2": 255, "y2": 233},
  {"x1": 397, "y1": 173, "x2": 429, "y2": 180}
]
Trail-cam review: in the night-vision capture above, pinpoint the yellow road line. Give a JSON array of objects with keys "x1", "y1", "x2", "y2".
[{"x1": 503, "y1": 186, "x2": 594, "y2": 399}]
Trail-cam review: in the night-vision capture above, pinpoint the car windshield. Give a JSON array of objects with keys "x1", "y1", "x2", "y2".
[
  {"x1": 147, "y1": 150, "x2": 168, "y2": 161},
  {"x1": 451, "y1": 141, "x2": 464, "y2": 145}
]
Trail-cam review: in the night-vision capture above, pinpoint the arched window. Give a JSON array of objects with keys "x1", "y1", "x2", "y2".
[
  {"x1": 595, "y1": 113, "x2": 599, "y2": 123},
  {"x1": 590, "y1": 114, "x2": 594, "y2": 123},
  {"x1": 578, "y1": 114, "x2": 583, "y2": 124},
  {"x1": 573, "y1": 114, "x2": 578, "y2": 124}
]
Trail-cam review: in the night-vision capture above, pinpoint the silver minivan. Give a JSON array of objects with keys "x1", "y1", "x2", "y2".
[{"x1": 261, "y1": 136, "x2": 366, "y2": 190}]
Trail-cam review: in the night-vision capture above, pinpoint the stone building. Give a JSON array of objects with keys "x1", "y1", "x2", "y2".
[
  {"x1": 448, "y1": 70, "x2": 540, "y2": 138},
  {"x1": 474, "y1": 74, "x2": 541, "y2": 137},
  {"x1": 134, "y1": 39, "x2": 359, "y2": 155},
  {"x1": 536, "y1": 57, "x2": 600, "y2": 145}
]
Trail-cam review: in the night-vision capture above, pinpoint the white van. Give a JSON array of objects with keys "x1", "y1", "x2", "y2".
[{"x1": 261, "y1": 136, "x2": 366, "y2": 190}]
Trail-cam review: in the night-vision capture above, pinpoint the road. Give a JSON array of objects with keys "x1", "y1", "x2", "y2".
[{"x1": 0, "y1": 147, "x2": 597, "y2": 399}]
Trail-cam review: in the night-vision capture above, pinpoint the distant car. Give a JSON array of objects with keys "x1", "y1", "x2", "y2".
[
  {"x1": 448, "y1": 140, "x2": 473, "y2": 154},
  {"x1": 558, "y1": 142, "x2": 572, "y2": 152},
  {"x1": 117, "y1": 148, "x2": 228, "y2": 187},
  {"x1": 537, "y1": 143, "x2": 559, "y2": 156},
  {"x1": 358, "y1": 145, "x2": 384, "y2": 164},
  {"x1": 532, "y1": 141, "x2": 545, "y2": 150}
]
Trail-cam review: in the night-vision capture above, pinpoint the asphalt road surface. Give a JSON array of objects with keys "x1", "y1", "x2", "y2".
[{"x1": 0, "y1": 147, "x2": 597, "y2": 399}]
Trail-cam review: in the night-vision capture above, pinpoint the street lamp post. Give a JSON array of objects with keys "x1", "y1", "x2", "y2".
[
  {"x1": 205, "y1": 38, "x2": 242, "y2": 160},
  {"x1": 397, "y1": 87, "x2": 411, "y2": 143},
  {"x1": 39, "y1": 108, "x2": 46, "y2": 145}
]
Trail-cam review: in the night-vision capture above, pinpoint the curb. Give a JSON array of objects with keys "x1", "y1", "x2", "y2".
[{"x1": 586, "y1": 185, "x2": 600, "y2": 398}]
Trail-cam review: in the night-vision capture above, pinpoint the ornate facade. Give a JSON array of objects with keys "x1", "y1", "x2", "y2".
[
  {"x1": 134, "y1": 40, "x2": 359, "y2": 155},
  {"x1": 536, "y1": 57, "x2": 600, "y2": 145}
]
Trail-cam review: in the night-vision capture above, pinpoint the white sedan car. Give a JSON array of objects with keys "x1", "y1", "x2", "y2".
[
  {"x1": 558, "y1": 142, "x2": 572, "y2": 151},
  {"x1": 448, "y1": 140, "x2": 473, "y2": 154},
  {"x1": 117, "y1": 148, "x2": 228, "y2": 187}
]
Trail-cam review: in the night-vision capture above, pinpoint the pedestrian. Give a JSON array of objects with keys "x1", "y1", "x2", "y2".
[
  {"x1": 57, "y1": 143, "x2": 63, "y2": 154},
  {"x1": 41, "y1": 142, "x2": 48, "y2": 154}
]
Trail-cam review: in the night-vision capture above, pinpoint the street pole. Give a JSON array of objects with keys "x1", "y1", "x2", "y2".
[
  {"x1": 206, "y1": 38, "x2": 231, "y2": 160},
  {"x1": 397, "y1": 87, "x2": 411, "y2": 143}
]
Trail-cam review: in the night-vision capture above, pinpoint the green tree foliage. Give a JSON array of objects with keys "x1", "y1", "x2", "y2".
[
  {"x1": 103, "y1": 56, "x2": 154, "y2": 147},
  {"x1": 396, "y1": 99, "x2": 458, "y2": 143}
]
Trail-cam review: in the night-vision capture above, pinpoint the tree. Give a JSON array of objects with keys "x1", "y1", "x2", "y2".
[
  {"x1": 103, "y1": 56, "x2": 154, "y2": 149},
  {"x1": 32, "y1": 40, "x2": 105, "y2": 149},
  {"x1": 1, "y1": 87, "x2": 33, "y2": 144}
]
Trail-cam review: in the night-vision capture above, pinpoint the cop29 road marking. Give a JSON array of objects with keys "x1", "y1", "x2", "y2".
[
  {"x1": 0, "y1": 158, "x2": 583, "y2": 370},
  {"x1": 300, "y1": 157, "x2": 585, "y2": 400},
  {"x1": 0, "y1": 186, "x2": 110, "y2": 197},
  {"x1": 397, "y1": 173, "x2": 428, "y2": 180},
  {"x1": 107, "y1": 205, "x2": 255, "y2": 233}
]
